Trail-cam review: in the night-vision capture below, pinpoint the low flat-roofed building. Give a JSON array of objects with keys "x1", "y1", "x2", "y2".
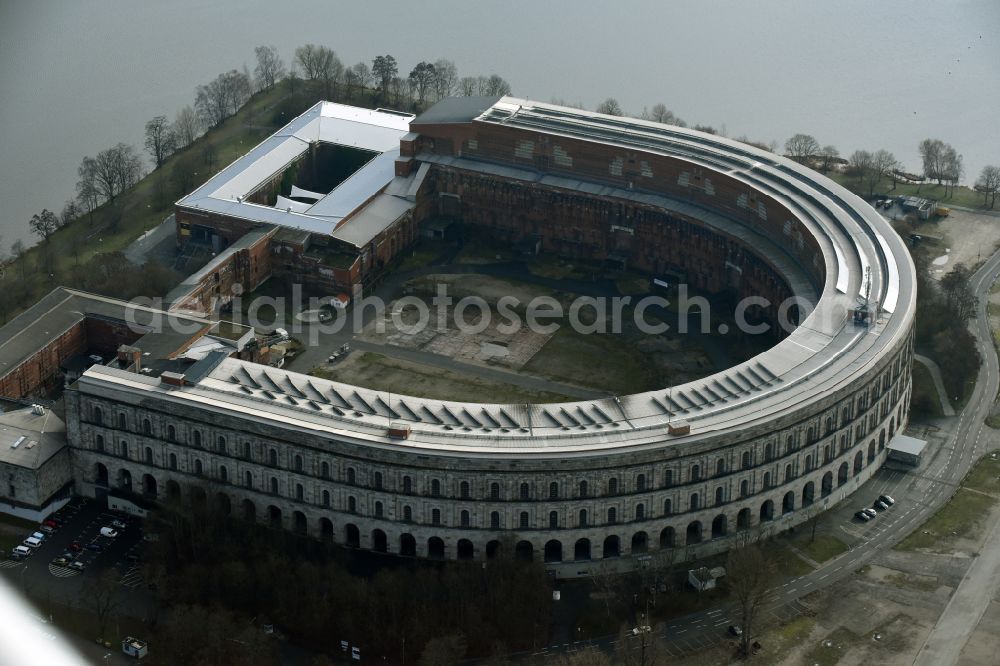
[{"x1": 887, "y1": 434, "x2": 927, "y2": 466}]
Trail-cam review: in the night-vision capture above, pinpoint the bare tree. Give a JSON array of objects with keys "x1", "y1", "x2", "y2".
[
  {"x1": 483, "y1": 74, "x2": 511, "y2": 96},
  {"x1": 418, "y1": 633, "x2": 467, "y2": 665},
  {"x1": 919, "y1": 138, "x2": 950, "y2": 185},
  {"x1": 29, "y1": 209, "x2": 59, "y2": 244},
  {"x1": 372, "y1": 54, "x2": 398, "y2": 94},
  {"x1": 10, "y1": 240, "x2": 26, "y2": 278},
  {"x1": 172, "y1": 105, "x2": 202, "y2": 148},
  {"x1": 60, "y1": 200, "x2": 80, "y2": 226},
  {"x1": 432, "y1": 59, "x2": 458, "y2": 100},
  {"x1": 976, "y1": 165, "x2": 1000, "y2": 208},
  {"x1": 642, "y1": 103, "x2": 685, "y2": 127},
  {"x1": 253, "y1": 45, "x2": 285, "y2": 91},
  {"x1": 818, "y1": 144, "x2": 840, "y2": 172},
  {"x1": 612, "y1": 623, "x2": 670, "y2": 666},
  {"x1": 864, "y1": 149, "x2": 897, "y2": 196},
  {"x1": 596, "y1": 97, "x2": 623, "y2": 116},
  {"x1": 941, "y1": 145, "x2": 963, "y2": 197},
  {"x1": 849, "y1": 149, "x2": 874, "y2": 186},
  {"x1": 80, "y1": 143, "x2": 143, "y2": 204},
  {"x1": 144, "y1": 115, "x2": 177, "y2": 169},
  {"x1": 458, "y1": 76, "x2": 477, "y2": 96},
  {"x1": 784, "y1": 133, "x2": 820, "y2": 163},
  {"x1": 351, "y1": 61, "x2": 372, "y2": 91},
  {"x1": 408, "y1": 61, "x2": 437, "y2": 105},
  {"x1": 726, "y1": 537, "x2": 776, "y2": 658},
  {"x1": 195, "y1": 75, "x2": 229, "y2": 127},
  {"x1": 83, "y1": 571, "x2": 123, "y2": 639},
  {"x1": 296, "y1": 45, "x2": 342, "y2": 98}
]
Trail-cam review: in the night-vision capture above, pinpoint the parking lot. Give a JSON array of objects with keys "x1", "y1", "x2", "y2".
[{"x1": 1, "y1": 498, "x2": 145, "y2": 590}]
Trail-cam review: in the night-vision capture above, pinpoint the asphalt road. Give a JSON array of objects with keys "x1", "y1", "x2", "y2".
[{"x1": 525, "y1": 249, "x2": 1000, "y2": 662}]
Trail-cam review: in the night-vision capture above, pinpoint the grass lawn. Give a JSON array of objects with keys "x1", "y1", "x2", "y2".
[
  {"x1": 762, "y1": 541, "x2": 815, "y2": 577},
  {"x1": 828, "y1": 171, "x2": 990, "y2": 210},
  {"x1": 395, "y1": 241, "x2": 446, "y2": 273},
  {"x1": 791, "y1": 533, "x2": 849, "y2": 564},
  {"x1": 895, "y1": 475, "x2": 998, "y2": 552},
  {"x1": 961, "y1": 454, "x2": 1000, "y2": 495}
]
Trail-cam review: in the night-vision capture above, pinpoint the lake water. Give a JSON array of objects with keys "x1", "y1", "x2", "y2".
[{"x1": 1, "y1": 0, "x2": 997, "y2": 247}]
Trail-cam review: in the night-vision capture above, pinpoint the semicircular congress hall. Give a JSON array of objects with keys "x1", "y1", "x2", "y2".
[{"x1": 52, "y1": 96, "x2": 916, "y2": 576}]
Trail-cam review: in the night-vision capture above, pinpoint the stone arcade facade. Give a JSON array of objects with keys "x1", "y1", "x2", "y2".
[{"x1": 65, "y1": 334, "x2": 911, "y2": 577}]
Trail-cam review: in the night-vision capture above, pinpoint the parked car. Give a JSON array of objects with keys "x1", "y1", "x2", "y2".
[
  {"x1": 862, "y1": 508, "x2": 878, "y2": 518},
  {"x1": 728, "y1": 625, "x2": 743, "y2": 637},
  {"x1": 38, "y1": 525, "x2": 55, "y2": 535},
  {"x1": 855, "y1": 510, "x2": 872, "y2": 522},
  {"x1": 100, "y1": 527, "x2": 119, "y2": 538},
  {"x1": 874, "y1": 500, "x2": 889, "y2": 511},
  {"x1": 42, "y1": 519, "x2": 59, "y2": 529},
  {"x1": 30, "y1": 531, "x2": 46, "y2": 542},
  {"x1": 60, "y1": 550, "x2": 75, "y2": 561},
  {"x1": 69, "y1": 561, "x2": 86, "y2": 572},
  {"x1": 879, "y1": 494, "x2": 896, "y2": 506},
  {"x1": 68, "y1": 542, "x2": 82, "y2": 552},
  {"x1": 51, "y1": 557, "x2": 70, "y2": 566},
  {"x1": 85, "y1": 542, "x2": 103, "y2": 552},
  {"x1": 11, "y1": 545, "x2": 32, "y2": 559},
  {"x1": 110, "y1": 519, "x2": 127, "y2": 530},
  {"x1": 23, "y1": 536, "x2": 43, "y2": 549}
]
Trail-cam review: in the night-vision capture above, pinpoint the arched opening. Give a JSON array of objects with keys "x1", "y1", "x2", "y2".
[
  {"x1": 515, "y1": 540, "x2": 533, "y2": 561},
  {"x1": 837, "y1": 462, "x2": 849, "y2": 487},
  {"x1": 94, "y1": 463, "x2": 109, "y2": 487},
  {"x1": 544, "y1": 539, "x2": 563, "y2": 563},
  {"x1": 603, "y1": 535, "x2": 620, "y2": 558},
  {"x1": 878, "y1": 430, "x2": 886, "y2": 451},
  {"x1": 802, "y1": 481, "x2": 815, "y2": 506},
  {"x1": 853, "y1": 451, "x2": 864, "y2": 475},
  {"x1": 659, "y1": 526, "x2": 675, "y2": 548},
  {"x1": 268, "y1": 505, "x2": 282, "y2": 528},
  {"x1": 292, "y1": 510, "x2": 307, "y2": 535},
  {"x1": 428, "y1": 536, "x2": 446, "y2": 559},
  {"x1": 711, "y1": 514, "x2": 728, "y2": 539},
  {"x1": 457, "y1": 539, "x2": 474, "y2": 560},
  {"x1": 345, "y1": 523, "x2": 360, "y2": 548},
  {"x1": 117, "y1": 468, "x2": 132, "y2": 491},
  {"x1": 320, "y1": 517, "x2": 333, "y2": 542},
  {"x1": 737, "y1": 508, "x2": 751, "y2": 531},
  {"x1": 686, "y1": 521, "x2": 702, "y2": 545},
  {"x1": 216, "y1": 493, "x2": 231, "y2": 516},
  {"x1": 486, "y1": 539, "x2": 501, "y2": 559},
  {"x1": 165, "y1": 479, "x2": 180, "y2": 500},
  {"x1": 372, "y1": 529, "x2": 388, "y2": 553},
  {"x1": 400, "y1": 533, "x2": 416, "y2": 557},
  {"x1": 782, "y1": 491, "x2": 795, "y2": 515},
  {"x1": 868, "y1": 440, "x2": 876, "y2": 463},
  {"x1": 190, "y1": 486, "x2": 207, "y2": 509},
  {"x1": 241, "y1": 499, "x2": 256, "y2": 522},
  {"x1": 574, "y1": 538, "x2": 592, "y2": 561},
  {"x1": 821, "y1": 472, "x2": 834, "y2": 497},
  {"x1": 760, "y1": 500, "x2": 774, "y2": 522},
  {"x1": 631, "y1": 531, "x2": 648, "y2": 554},
  {"x1": 141, "y1": 473, "x2": 157, "y2": 498}
]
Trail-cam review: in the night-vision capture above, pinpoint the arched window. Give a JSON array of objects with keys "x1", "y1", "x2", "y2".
[
  {"x1": 245, "y1": 471, "x2": 253, "y2": 488},
  {"x1": 520, "y1": 482, "x2": 530, "y2": 500},
  {"x1": 95, "y1": 434, "x2": 105, "y2": 452},
  {"x1": 216, "y1": 435, "x2": 226, "y2": 453},
  {"x1": 270, "y1": 477, "x2": 278, "y2": 494},
  {"x1": 491, "y1": 511, "x2": 500, "y2": 528},
  {"x1": 193, "y1": 430, "x2": 201, "y2": 447},
  {"x1": 460, "y1": 509, "x2": 470, "y2": 527},
  {"x1": 167, "y1": 425, "x2": 175, "y2": 442},
  {"x1": 194, "y1": 459, "x2": 203, "y2": 476},
  {"x1": 348, "y1": 496, "x2": 357, "y2": 513},
  {"x1": 295, "y1": 483, "x2": 304, "y2": 500},
  {"x1": 742, "y1": 451, "x2": 751, "y2": 469},
  {"x1": 714, "y1": 487, "x2": 724, "y2": 506},
  {"x1": 663, "y1": 469, "x2": 674, "y2": 487},
  {"x1": 764, "y1": 443, "x2": 773, "y2": 461},
  {"x1": 785, "y1": 463, "x2": 794, "y2": 482},
  {"x1": 243, "y1": 441, "x2": 251, "y2": 460},
  {"x1": 519, "y1": 511, "x2": 529, "y2": 528},
  {"x1": 690, "y1": 465, "x2": 700, "y2": 482},
  {"x1": 120, "y1": 440, "x2": 128, "y2": 458},
  {"x1": 740, "y1": 480, "x2": 749, "y2": 497},
  {"x1": 549, "y1": 510, "x2": 559, "y2": 528},
  {"x1": 461, "y1": 481, "x2": 471, "y2": 498},
  {"x1": 404, "y1": 505, "x2": 413, "y2": 521},
  {"x1": 690, "y1": 493, "x2": 699, "y2": 510},
  {"x1": 432, "y1": 508, "x2": 441, "y2": 525},
  {"x1": 322, "y1": 490, "x2": 330, "y2": 507},
  {"x1": 118, "y1": 413, "x2": 126, "y2": 430},
  {"x1": 763, "y1": 472, "x2": 771, "y2": 489},
  {"x1": 269, "y1": 448, "x2": 278, "y2": 466},
  {"x1": 579, "y1": 480, "x2": 588, "y2": 497},
  {"x1": 403, "y1": 476, "x2": 412, "y2": 493},
  {"x1": 491, "y1": 482, "x2": 500, "y2": 499},
  {"x1": 431, "y1": 478, "x2": 441, "y2": 497},
  {"x1": 607, "y1": 507, "x2": 617, "y2": 524},
  {"x1": 715, "y1": 459, "x2": 725, "y2": 476},
  {"x1": 294, "y1": 454, "x2": 303, "y2": 472},
  {"x1": 169, "y1": 453, "x2": 177, "y2": 470},
  {"x1": 375, "y1": 501, "x2": 384, "y2": 519},
  {"x1": 663, "y1": 498, "x2": 672, "y2": 515},
  {"x1": 144, "y1": 446, "x2": 153, "y2": 463},
  {"x1": 321, "y1": 461, "x2": 330, "y2": 479},
  {"x1": 635, "y1": 503, "x2": 645, "y2": 520},
  {"x1": 608, "y1": 478, "x2": 619, "y2": 495},
  {"x1": 348, "y1": 468, "x2": 357, "y2": 486},
  {"x1": 579, "y1": 509, "x2": 588, "y2": 527},
  {"x1": 549, "y1": 481, "x2": 559, "y2": 499},
  {"x1": 93, "y1": 406, "x2": 103, "y2": 423},
  {"x1": 374, "y1": 472, "x2": 383, "y2": 489},
  {"x1": 636, "y1": 474, "x2": 646, "y2": 491},
  {"x1": 219, "y1": 465, "x2": 228, "y2": 483}
]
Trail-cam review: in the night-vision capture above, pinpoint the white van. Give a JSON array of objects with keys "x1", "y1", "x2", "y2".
[
  {"x1": 11, "y1": 545, "x2": 31, "y2": 558},
  {"x1": 23, "y1": 536, "x2": 42, "y2": 549}
]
